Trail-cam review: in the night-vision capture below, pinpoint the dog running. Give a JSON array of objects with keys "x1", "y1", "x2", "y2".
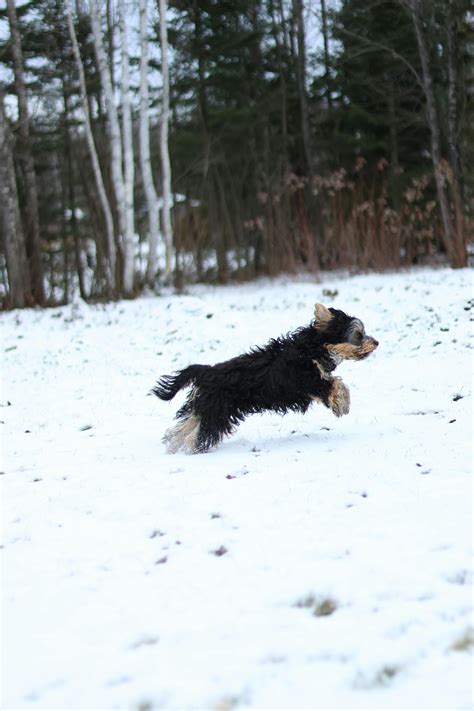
[{"x1": 152, "y1": 303, "x2": 378, "y2": 453}]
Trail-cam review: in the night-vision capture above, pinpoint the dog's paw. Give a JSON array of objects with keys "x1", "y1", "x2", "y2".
[{"x1": 328, "y1": 378, "x2": 350, "y2": 417}]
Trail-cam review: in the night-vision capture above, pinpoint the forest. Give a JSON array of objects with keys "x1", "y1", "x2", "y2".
[{"x1": 0, "y1": 0, "x2": 472, "y2": 307}]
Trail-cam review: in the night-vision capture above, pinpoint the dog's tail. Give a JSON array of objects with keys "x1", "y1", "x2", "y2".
[{"x1": 152, "y1": 364, "x2": 210, "y2": 401}]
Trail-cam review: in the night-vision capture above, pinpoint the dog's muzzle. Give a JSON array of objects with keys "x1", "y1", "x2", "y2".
[
  {"x1": 358, "y1": 336, "x2": 379, "y2": 359},
  {"x1": 325, "y1": 337, "x2": 379, "y2": 361}
]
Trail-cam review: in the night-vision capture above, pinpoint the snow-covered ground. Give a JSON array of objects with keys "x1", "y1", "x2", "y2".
[{"x1": 2, "y1": 267, "x2": 473, "y2": 711}]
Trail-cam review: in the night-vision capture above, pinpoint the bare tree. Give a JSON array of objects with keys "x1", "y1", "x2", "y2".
[
  {"x1": 106, "y1": 0, "x2": 116, "y2": 90},
  {"x1": 269, "y1": 0, "x2": 289, "y2": 175},
  {"x1": 117, "y1": 0, "x2": 135, "y2": 294},
  {"x1": 320, "y1": 0, "x2": 333, "y2": 111},
  {"x1": 65, "y1": 0, "x2": 116, "y2": 294},
  {"x1": 405, "y1": 0, "x2": 466, "y2": 267},
  {"x1": 445, "y1": 0, "x2": 463, "y2": 198},
  {"x1": 6, "y1": 0, "x2": 45, "y2": 305},
  {"x1": 138, "y1": 0, "x2": 160, "y2": 286},
  {"x1": 159, "y1": 0, "x2": 174, "y2": 283},
  {"x1": 292, "y1": 0, "x2": 313, "y2": 177},
  {"x1": 89, "y1": 0, "x2": 135, "y2": 295},
  {"x1": 0, "y1": 90, "x2": 30, "y2": 308}
]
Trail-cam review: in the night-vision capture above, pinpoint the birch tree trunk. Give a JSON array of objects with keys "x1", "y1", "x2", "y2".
[
  {"x1": 89, "y1": 0, "x2": 135, "y2": 295},
  {"x1": 6, "y1": 0, "x2": 45, "y2": 305},
  {"x1": 117, "y1": 0, "x2": 135, "y2": 295},
  {"x1": 408, "y1": 0, "x2": 466, "y2": 268},
  {"x1": 65, "y1": 0, "x2": 116, "y2": 295},
  {"x1": 0, "y1": 91, "x2": 30, "y2": 308},
  {"x1": 159, "y1": 0, "x2": 174, "y2": 283},
  {"x1": 138, "y1": 0, "x2": 160, "y2": 286},
  {"x1": 106, "y1": 0, "x2": 115, "y2": 91}
]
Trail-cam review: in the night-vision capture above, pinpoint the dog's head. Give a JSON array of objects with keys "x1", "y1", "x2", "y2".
[{"x1": 313, "y1": 303, "x2": 378, "y2": 362}]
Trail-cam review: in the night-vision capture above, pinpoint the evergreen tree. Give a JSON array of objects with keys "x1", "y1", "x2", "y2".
[{"x1": 330, "y1": 0, "x2": 428, "y2": 183}]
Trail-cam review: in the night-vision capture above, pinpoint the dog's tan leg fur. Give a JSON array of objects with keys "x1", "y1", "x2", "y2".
[
  {"x1": 313, "y1": 359, "x2": 333, "y2": 381},
  {"x1": 163, "y1": 414, "x2": 201, "y2": 454},
  {"x1": 328, "y1": 377, "x2": 351, "y2": 417},
  {"x1": 311, "y1": 361, "x2": 351, "y2": 417}
]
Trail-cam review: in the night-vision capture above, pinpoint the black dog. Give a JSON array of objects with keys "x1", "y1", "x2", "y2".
[{"x1": 152, "y1": 303, "x2": 378, "y2": 453}]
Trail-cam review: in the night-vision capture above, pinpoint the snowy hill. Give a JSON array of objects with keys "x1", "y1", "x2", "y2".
[{"x1": 2, "y1": 267, "x2": 473, "y2": 710}]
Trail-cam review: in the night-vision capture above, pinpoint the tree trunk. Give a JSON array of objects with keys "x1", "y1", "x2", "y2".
[
  {"x1": 118, "y1": 0, "x2": 135, "y2": 295},
  {"x1": 409, "y1": 0, "x2": 466, "y2": 268},
  {"x1": 159, "y1": 0, "x2": 175, "y2": 283},
  {"x1": 0, "y1": 91, "x2": 30, "y2": 308},
  {"x1": 65, "y1": 0, "x2": 116, "y2": 296},
  {"x1": 89, "y1": 0, "x2": 133, "y2": 295},
  {"x1": 292, "y1": 0, "x2": 318, "y2": 267},
  {"x1": 138, "y1": 0, "x2": 160, "y2": 287},
  {"x1": 269, "y1": 0, "x2": 289, "y2": 176},
  {"x1": 387, "y1": 78, "x2": 400, "y2": 208},
  {"x1": 6, "y1": 0, "x2": 45, "y2": 305},
  {"x1": 446, "y1": 0, "x2": 464, "y2": 200},
  {"x1": 292, "y1": 0, "x2": 313, "y2": 177},
  {"x1": 62, "y1": 82, "x2": 88, "y2": 301},
  {"x1": 106, "y1": 0, "x2": 115, "y2": 91},
  {"x1": 320, "y1": 0, "x2": 333, "y2": 111}
]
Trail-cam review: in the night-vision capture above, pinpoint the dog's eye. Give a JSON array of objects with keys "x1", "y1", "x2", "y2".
[{"x1": 353, "y1": 332, "x2": 363, "y2": 345}]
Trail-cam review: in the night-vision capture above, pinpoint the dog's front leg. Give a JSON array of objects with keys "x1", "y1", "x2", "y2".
[
  {"x1": 327, "y1": 377, "x2": 351, "y2": 417},
  {"x1": 312, "y1": 361, "x2": 350, "y2": 417}
]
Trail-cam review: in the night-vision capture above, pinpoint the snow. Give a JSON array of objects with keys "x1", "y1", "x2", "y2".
[{"x1": 2, "y1": 267, "x2": 473, "y2": 710}]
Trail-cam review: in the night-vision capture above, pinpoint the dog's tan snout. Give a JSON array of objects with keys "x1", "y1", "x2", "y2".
[{"x1": 361, "y1": 336, "x2": 378, "y2": 356}]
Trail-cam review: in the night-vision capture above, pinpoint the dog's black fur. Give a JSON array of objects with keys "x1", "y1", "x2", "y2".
[{"x1": 152, "y1": 304, "x2": 378, "y2": 453}]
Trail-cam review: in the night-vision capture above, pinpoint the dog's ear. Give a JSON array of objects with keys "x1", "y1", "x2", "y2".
[{"x1": 313, "y1": 303, "x2": 333, "y2": 331}]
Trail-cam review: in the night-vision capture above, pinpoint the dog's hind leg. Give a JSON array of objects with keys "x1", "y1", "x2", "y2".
[
  {"x1": 163, "y1": 406, "x2": 236, "y2": 454},
  {"x1": 193, "y1": 409, "x2": 240, "y2": 453},
  {"x1": 163, "y1": 413, "x2": 202, "y2": 454}
]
